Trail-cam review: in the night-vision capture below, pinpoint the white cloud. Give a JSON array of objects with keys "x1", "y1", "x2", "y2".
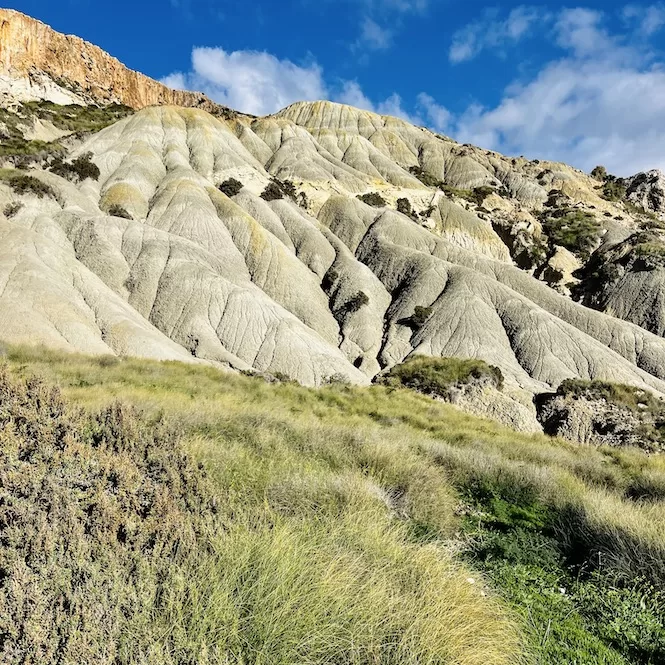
[
  {"x1": 337, "y1": 81, "x2": 422, "y2": 123},
  {"x1": 416, "y1": 93, "x2": 452, "y2": 133},
  {"x1": 337, "y1": 80, "x2": 376, "y2": 110},
  {"x1": 451, "y1": 7, "x2": 665, "y2": 175},
  {"x1": 162, "y1": 48, "x2": 327, "y2": 116},
  {"x1": 358, "y1": 18, "x2": 392, "y2": 50},
  {"x1": 449, "y1": 6, "x2": 543, "y2": 63},
  {"x1": 623, "y1": 3, "x2": 665, "y2": 35}
]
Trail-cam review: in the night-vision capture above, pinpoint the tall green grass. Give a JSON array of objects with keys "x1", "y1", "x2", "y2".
[{"x1": 4, "y1": 345, "x2": 665, "y2": 663}]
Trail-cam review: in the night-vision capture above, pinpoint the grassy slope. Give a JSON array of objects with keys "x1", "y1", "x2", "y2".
[{"x1": 3, "y1": 346, "x2": 665, "y2": 663}]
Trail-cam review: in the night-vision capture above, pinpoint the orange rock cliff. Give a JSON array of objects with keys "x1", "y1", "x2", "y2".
[{"x1": 0, "y1": 8, "x2": 229, "y2": 113}]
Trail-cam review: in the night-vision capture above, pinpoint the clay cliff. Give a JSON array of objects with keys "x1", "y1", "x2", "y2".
[{"x1": 0, "y1": 8, "x2": 232, "y2": 114}]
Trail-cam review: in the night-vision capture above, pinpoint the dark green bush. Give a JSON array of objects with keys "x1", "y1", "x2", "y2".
[
  {"x1": 3, "y1": 202, "x2": 22, "y2": 218},
  {"x1": 261, "y1": 181, "x2": 284, "y2": 201},
  {"x1": 260, "y1": 178, "x2": 297, "y2": 202},
  {"x1": 601, "y1": 179, "x2": 626, "y2": 202},
  {"x1": 591, "y1": 165, "x2": 608, "y2": 181},
  {"x1": 377, "y1": 355, "x2": 504, "y2": 395},
  {"x1": 322, "y1": 267, "x2": 339, "y2": 292},
  {"x1": 471, "y1": 185, "x2": 496, "y2": 205},
  {"x1": 396, "y1": 197, "x2": 415, "y2": 218},
  {"x1": 557, "y1": 378, "x2": 662, "y2": 413},
  {"x1": 402, "y1": 305, "x2": 433, "y2": 329},
  {"x1": 343, "y1": 291, "x2": 370, "y2": 314},
  {"x1": 0, "y1": 172, "x2": 57, "y2": 199},
  {"x1": 357, "y1": 192, "x2": 387, "y2": 208},
  {"x1": 408, "y1": 165, "x2": 442, "y2": 188},
  {"x1": 218, "y1": 177, "x2": 244, "y2": 197},
  {"x1": 107, "y1": 204, "x2": 133, "y2": 219},
  {"x1": 0, "y1": 137, "x2": 64, "y2": 159},
  {"x1": 49, "y1": 151, "x2": 100, "y2": 182},
  {"x1": 21, "y1": 101, "x2": 134, "y2": 134}
]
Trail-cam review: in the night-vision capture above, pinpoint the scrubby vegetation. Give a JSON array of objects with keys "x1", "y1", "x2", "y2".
[
  {"x1": 409, "y1": 164, "x2": 442, "y2": 188},
  {"x1": 0, "y1": 170, "x2": 57, "y2": 199},
  {"x1": 541, "y1": 207, "x2": 602, "y2": 259},
  {"x1": 3, "y1": 346, "x2": 665, "y2": 664},
  {"x1": 218, "y1": 177, "x2": 244, "y2": 197},
  {"x1": 407, "y1": 166, "x2": 498, "y2": 206},
  {"x1": 357, "y1": 191, "x2": 387, "y2": 207},
  {"x1": 3, "y1": 201, "x2": 22, "y2": 218},
  {"x1": 106, "y1": 203, "x2": 133, "y2": 219},
  {"x1": 260, "y1": 178, "x2": 297, "y2": 202},
  {"x1": 377, "y1": 355, "x2": 504, "y2": 394},
  {"x1": 343, "y1": 290, "x2": 370, "y2": 313},
  {"x1": 557, "y1": 377, "x2": 663, "y2": 413},
  {"x1": 0, "y1": 136, "x2": 64, "y2": 160},
  {"x1": 396, "y1": 196, "x2": 417, "y2": 220},
  {"x1": 20, "y1": 100, "x2": 133, "y2": 134},
  {"x1": 591, "y1": 165, "x2": 608, "y2": 181},
  {"x1": 601, "y1": 179, "x2": 627, "y2": 202},
  {"x1": 49, "y1": 151, "x2": 100, "y2": 182}
]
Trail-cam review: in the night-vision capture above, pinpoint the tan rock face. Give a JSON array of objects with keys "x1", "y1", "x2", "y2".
[{"x1": 0, "y1": 9, "x2": 230, "y2": 114}]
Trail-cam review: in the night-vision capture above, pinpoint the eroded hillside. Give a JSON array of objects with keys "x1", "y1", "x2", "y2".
[
  {"x1": 3, "y1": 10, "x2": 665, "y2": 434},
  {"x1": 2, "y1": 101, "x2": 665, "y2": 395}
]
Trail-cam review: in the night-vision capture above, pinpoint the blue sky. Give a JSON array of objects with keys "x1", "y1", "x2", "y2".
[{"x1": 10, "y1": 0, "x2": 665, "y2": 174}]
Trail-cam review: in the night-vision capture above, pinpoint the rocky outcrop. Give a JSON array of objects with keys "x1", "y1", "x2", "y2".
[
  {"x1": 536, "y1": 381, "x2": 665, "y2": 451},
  {"x1": 624, "y1": 170, "x2": 665, "y2": 219},
  {"x1": 575, "y1": 230, "x2": 665, "y2": 337},
  {"x1": 0, "y1": 9, "x2": 232, "y2": 115}
]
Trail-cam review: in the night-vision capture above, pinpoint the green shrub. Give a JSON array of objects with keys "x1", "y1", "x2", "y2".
[
  {"x1": 0, "y1": 368, "x2": 216, "y2": 663},
  {"x1": 260, "y1": 178, "x2": 297, "y2": 202},
  {"x1": 440, "y1": 184, "x2": 475, "y2": 201},
  {"x1": 322, "y1": 267, "x2": 339, "y2": 292},
  {"x1": 260, "y1": 181, "x2": 283, "y2": 201},
  {"x1": 557, "y1": 378, "x2": 662, "y2": 414},
  {"x1": 409, "y1": 165, "x2": 442, "y2": 188},
  {"x1": 471, "y1": 185, "x2": 496, "y2": 205},
  {"x1": 402, "y1": 305, "x2": 433, "y2": 329},
  {"x1": 107, "y1": 203, "x2": 132, "y2": 219},
  {"x1": 378, "y1": 355, "x2": 504, "y2": 395},
  {"x1": 49, "y1": 151, "x2": 100, "y2": 182},
  {"x1": 3, "y1": 202, "x2": 22, "y2": 218},
  {"x1": 343, "y1": 290, "x2": 370, "y2": 314},
  {"x1": 591, "y1": 165, "x2": 608, "y2": 181},
  {"x1": 396, "y1": 197, "x2": 415, "y2": 218},
  {"x1": 541, "y1": 208, "x2": 602, "y2": 259},
  {"x1": 357, "y1": 192, "x2": 387, "y2": 207},
  {"x1": 218, "y1": 177, "x2": 243, "y2": 197},
  {"x1": 0, "y1": 171, "x2": 57, "y2": 199},
  {"x1": 21, "y1": 101, "x2": 134, "y2": 134},
  {"x1": 601, "y1": 179, "x2": 627, "y2": 202},
  {"x1": 0, "y1": 137, "x2": 64, "y2": 159}
]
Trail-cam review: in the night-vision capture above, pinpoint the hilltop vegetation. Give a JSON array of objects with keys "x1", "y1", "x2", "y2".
[{"x1": 2, "y1": 346, "x2": 665, "y2": 664}]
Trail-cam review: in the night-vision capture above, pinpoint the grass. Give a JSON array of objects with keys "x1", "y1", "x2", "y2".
[
  {"x1": 3, "y1": 345, "x2": 665, "y2": 663},
  {"x1": 0, "y1": 137, "x2": 65, "y2": 158},
  {"x1": 20, "y1": 100, "x2": 134, "y2": 135}
]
